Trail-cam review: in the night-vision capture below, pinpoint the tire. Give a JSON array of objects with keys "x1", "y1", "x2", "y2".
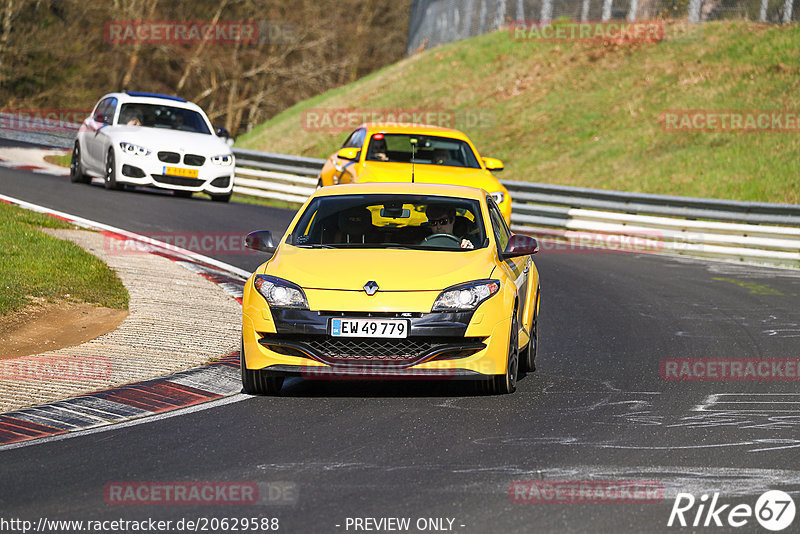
[
  {"x1": 69, "y1": 141, "x2": 90, "y2": 184},
  {"x1": 520, "y1": 291, "x2": 539, "y2": 373},
  {"x1": 104, "y1": 149, "x2": 122, "y2": 190},
  {"x1": 210, "y1": 193, "x2": 231, "y2": 202},
  {"x1": 478, "y1": 311, "x2": 519, "y2": 395},
  {"x1": 240, "y1": 340, "x2": 284, "y2": 395}
]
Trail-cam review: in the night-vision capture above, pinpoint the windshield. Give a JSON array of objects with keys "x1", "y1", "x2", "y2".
[
  {"x1": 117, "y1": 103, "x2": 211, "y2": 134},
  {"x1": 289, "y1": 194, "x2": 486, "y2": 250},
  {"x1": 364, "y1": 134, "x2": 481, "y2": 169}
]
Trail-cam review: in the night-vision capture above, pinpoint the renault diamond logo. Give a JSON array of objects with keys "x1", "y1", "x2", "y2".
[{"x1": 363, "y1": 281, "x2": 379, "y2": 296}]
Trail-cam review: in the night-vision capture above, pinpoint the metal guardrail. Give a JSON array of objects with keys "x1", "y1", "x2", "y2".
[
  {"x1": 232, "y1": 148, "x2": 321, "y2": 204},
  {"x1": 231, "y1": 148, "x2": 800, "y2": 267},
  {"x1": 0, "y1": 112, "x2": 78, "y2": 149},
  {"x1": 506, "y1": 181, "x2": 800, "y2": 226}
]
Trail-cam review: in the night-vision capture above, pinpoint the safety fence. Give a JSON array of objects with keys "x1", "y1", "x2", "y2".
[{"x1": 407, "y1": 0, "x2": 798, "y2": 55}]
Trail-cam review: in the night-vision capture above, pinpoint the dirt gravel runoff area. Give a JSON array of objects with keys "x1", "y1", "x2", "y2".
[{"x1": 0, "y1": 300, "x2": 128, "y2": 359}]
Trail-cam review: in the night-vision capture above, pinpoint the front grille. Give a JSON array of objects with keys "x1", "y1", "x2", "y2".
[
  {"x1": 157, "y1": 151, "x2": 180, "y2": 163},
  {"x1": 152, "y1": 174, "x2": 204, "y2": 187},
  {"x1": 184, "y1": 154, "x2": 205, "y2": 166},
  {"x1": 259, "y1": 334, "x2": 485, "y2": 367}
]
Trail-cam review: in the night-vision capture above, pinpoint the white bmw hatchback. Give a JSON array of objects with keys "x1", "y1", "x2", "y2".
[{"x1": 71, "y1": 91, "x2": 235, "y2": 202}]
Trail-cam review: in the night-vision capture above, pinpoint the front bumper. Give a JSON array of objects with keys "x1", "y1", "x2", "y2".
[
  {"x1": 258, "y1": 309, "x2": 485, "y2": 368},
  {"x1": 114, "y1": 150, "x2": 234, "y2": 194},
  {"x1": 242, "y1": 293, "x2": 513, "y2": 378}
]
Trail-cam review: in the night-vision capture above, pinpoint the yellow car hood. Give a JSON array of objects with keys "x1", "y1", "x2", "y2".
[
  {"x1": 262, "y1": 246, "x2": 493, "y2": 291},
  {"x1": 357, "y1": 164, "x2": 502, "y2": 192}
]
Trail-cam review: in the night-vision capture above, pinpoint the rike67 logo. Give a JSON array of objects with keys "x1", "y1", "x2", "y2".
[{"x1": 668, "y1": 490, "x2": 796, "y2": 531}]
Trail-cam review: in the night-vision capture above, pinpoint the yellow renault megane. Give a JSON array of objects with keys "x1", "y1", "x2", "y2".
[
  {"x1": 318, "y1": 123, "x2": 512, "y2": 224},
  {"x1": 241, "y1": 182, "x2": 540, "y2": 395}
]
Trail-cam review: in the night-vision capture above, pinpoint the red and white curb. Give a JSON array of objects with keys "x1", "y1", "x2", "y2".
[
  {"x1": 0, "y1": 194, "x2": 253, "y2": 447},
  {"x1": 0, "y1": 147, "x2": 70, "y2": 176},
  {"x1": 0, "y1": 352, "x2": 242, "y2": 447},
  {"x1": 0, "y1": 159, "x2": 68, "y2": 176}
]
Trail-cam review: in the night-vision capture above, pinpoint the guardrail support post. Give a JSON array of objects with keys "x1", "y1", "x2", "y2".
[
  {"x1": 688, "y1": 0, "x2": 703, "y2": 23},
  {"x1": 783, "y1": 0, "x2": 794, "y2": 23},
  {"x1": 601, "y1": 0, "x2": 613, "y2": 21}
]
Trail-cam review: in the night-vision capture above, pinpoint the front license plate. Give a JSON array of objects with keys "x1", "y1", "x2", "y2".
[
  {"x1": 163, "y1": 166, "x2": 199, "y2": 178},
  {"x1": 330, "y1": 318, "x2": 409, "y2": 338}
]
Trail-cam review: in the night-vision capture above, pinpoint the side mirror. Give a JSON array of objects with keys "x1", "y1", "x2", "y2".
[
  {"x1": 337, "y1": 147, "x2": 360, "y2": 161},
  {"x1": 482, "y1": 157, "x2": 504, "y2": 171},
  {"x1": 245, "y1": 230, "x2": 276, "y2": 254},
  {"x1": 501, "y1": 234, "x2": 538, "y2": 258},
  {"x1": 215, "y1": 126, "x2": 235, "y2": 146}
]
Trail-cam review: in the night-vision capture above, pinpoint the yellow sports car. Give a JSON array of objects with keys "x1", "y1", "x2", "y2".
[
  {"x1": 318, "y1": 123, "x2": 512, "y2": 224},
  {"x1": 241, "y1": 182, "x2": 540, "y2": 395}
]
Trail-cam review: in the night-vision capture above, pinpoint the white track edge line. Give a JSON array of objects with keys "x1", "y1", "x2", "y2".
[{"x1": 0, "y1": 394, "x2": 250, "y2": 451}]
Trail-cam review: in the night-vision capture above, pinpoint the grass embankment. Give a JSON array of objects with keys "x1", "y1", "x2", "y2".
[
  {"x1": 238, "y1": 21, "x2": 800, "y2": 204},
  {"x1": 0, "y1": 202, "x2": 129, "y2": 316}
]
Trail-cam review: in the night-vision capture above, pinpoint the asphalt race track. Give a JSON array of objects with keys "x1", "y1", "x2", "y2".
[{"x1": 2, "y1": 163, "x2": 800, "y2": 533}]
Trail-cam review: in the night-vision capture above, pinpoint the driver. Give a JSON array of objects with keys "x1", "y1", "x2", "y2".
[
  {"x1": 172, "y1": 113, "x2": 185, "y2": 130},
  {"x1": 120, "y1": 108, "x2": 142, "y2": 126},
  {"x1": 424, "y1": 204, "x2": 474, "y2": 249},
  {"x1": 431, "y1": 148, "x2": 449, "y2": 165},
  {"x1": 367, "y1": 137, "x2": 389, "y2": 161}
]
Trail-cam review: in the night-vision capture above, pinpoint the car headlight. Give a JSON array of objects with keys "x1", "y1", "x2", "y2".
[
  {"x1": 253, "y1": 275, "x2": 309, "y2": 309},
  {"x1": 490, "y1": 191, "x2": 505, "y2": 205},
  {"x1": 211, "y1": 154, "x2": 233, "y2": 166},
  {"x1": 119, "y1": 142, "x2": 151, "y2": 156},
  {"x1": 432, "y1": 279, "x2": 500, "y2": 312}
]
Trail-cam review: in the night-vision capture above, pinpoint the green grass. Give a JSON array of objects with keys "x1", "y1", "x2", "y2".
[
  {"x1": 44, "y1": 153, "x2": 71, "y2": 167},
  {"x1": 0, "y1": 203, "x2": 129, "y2": 316},
  {"x1": 237, "y1": 21, "x2": 800, "y2": 204}
]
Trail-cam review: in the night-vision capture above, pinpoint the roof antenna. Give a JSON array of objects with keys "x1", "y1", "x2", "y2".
[{"x1": 410, "y1": 137, "x2": 417, "y2": 184}]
